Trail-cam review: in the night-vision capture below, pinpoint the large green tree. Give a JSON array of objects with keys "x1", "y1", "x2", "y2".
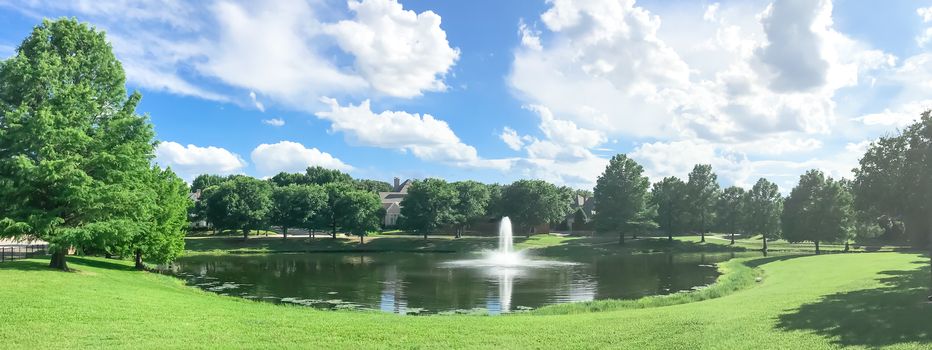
[
  {"x1": 335, "y1": 190, "x2": 382, "y2": 243},
  {"x1": 451, "y1": 180, "x2": 490, "y2": 238},
  {"x1": 745, "y1": 178, "x2": 782, "y2": 252},
  {"x1": 686, "y1": 164, "x2": 720, "y2": 243},
  {"x1": 716, "y1": 186, "x2": 747, "y2": 245},
  {"x1": 651, "y1": 176, "x2": 688, "y2": 241},
  {"x1": 269, "y1": 184, "x2": 326, "y2": 239},
  {"x1": 127, "y1": 166, "x2": 190, "y2": 269},
  {"x1": 399, "y1": 178, "x2": 458, "y2": 240},
  {"x1": 593, "y1": 155, "x2": 655, "y2": 244},
  {"x1": 312, "y1": 182, "x2": 355, "y2": 238},
  {"x1": 0, "y1": 19, "x2": 157, "y2": 269},
  {"x1": 305, "y1": 166, "x2": 353, "y2": 185},
  {"x1": 205, "y1": 176, "x2": 272, "y2": 241},
  {"x1": 502, "y1": 179, "x2": 570, "y2": 237},
  {"x1": 354, "y1": 179, "x2": 392, "y2": 193},
  {"x1": 782, "y1": 170, "x2": 853, "y2": 254}
]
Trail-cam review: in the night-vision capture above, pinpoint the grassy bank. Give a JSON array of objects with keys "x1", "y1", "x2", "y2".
[
  {"x1": 675, "y1": 234, "x2": 909, "y2": 253},
  {"x1": 1, "y1": 253, "x2": 928, "y2": 348}
]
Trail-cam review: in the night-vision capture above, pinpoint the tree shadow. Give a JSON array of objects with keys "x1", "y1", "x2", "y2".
[
  {"x1": 776, "y1": 259, "x2": 932, "y2": 348},
  {"x1": 743, "y1": 254, "x2": 805, "y2": 268},
  {"x1": 68, "y1": 256, "x2": 136, "y2": 271},
  {"x1": 0, "y1": 259, "x2": 51, "y2": 271}
]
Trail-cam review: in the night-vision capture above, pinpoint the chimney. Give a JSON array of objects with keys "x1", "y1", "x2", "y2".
[{"x1": 393, "y1": 177, "x2": 400, "y2": 190}]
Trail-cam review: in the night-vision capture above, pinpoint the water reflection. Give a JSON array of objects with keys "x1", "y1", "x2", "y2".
[{"x1": 167, "y1": 251, "x2": 749, "y2": 314}]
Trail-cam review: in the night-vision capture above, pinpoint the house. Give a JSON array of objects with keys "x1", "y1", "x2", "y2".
[
  {"x1": 563, "y1": 194, "x2": 596, "y2": 232},
  {"x1": 188, "y1": 189, "x2": 209, "y2": 229},
  {"x1": 378, "y1": 177, "x2": 412, "y2": 227}
]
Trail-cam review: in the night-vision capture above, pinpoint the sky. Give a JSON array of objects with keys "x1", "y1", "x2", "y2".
[{"x1": 1, "y1": 0, "x2": 931, "y2": 192}]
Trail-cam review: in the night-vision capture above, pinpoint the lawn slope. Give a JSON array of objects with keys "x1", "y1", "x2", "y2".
[{"x1": 0, "y1": 253, "x2": 929, "y2": 349}]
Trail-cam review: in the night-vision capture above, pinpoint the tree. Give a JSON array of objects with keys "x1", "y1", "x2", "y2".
[
  {"x1": 0, "y1": 19, "x2": 157, "y2": 270},
  {"x1": 269, "y1": 184, "x2": 326, "y2": 239},
  {"x1": 191, "y1": 174, "x2": 227, "y2": 193},
  {"x1": 716, "y1": 186, "x2": 747, "y2": 245},
  {"x1": 686, "y1": 164, "x2": 721, "y2": 243},
  {"x1": 651, "y1": 176, "x2": 688, "y2": 241},
  {"x1": 270, "y1": 172, "x2": 308, "y2": 187},
  {"x1": 335, "y1": 190, "x2": 382, "y2": 243},
  {"x1": 502, "y1": 180, "x2": 570, "y2": 238},
  {"x1": 305, "y1": 166, "x2": 352, "y2": 185},
  {"x1": 451, "y1": 181, "x2": 491, "y2": 238},
  {"x1": 311, "y1": 182, "x2": 355, "y2": 239},
  {"x1": 745, "y1": 178, "x2": 782, "y2": 252},
  {"x1": 205, "y1": 176, "x2": 272, "y2": 241},
  {"x1": 354, "y1": 179, "x2": 392, "y2": 193},
  {"x1": 593, "y1": 155, "x2": 655, "y2": 244},
  {"x1": 485, "y1": 183, "x2": 505, "y2": 218},
  {"x1": 127, "y1": 166, "x2": 191, "y2": 269},
  {"x1": 782, "y1": 170, "x2": 853, "y2": 254},
  {"x1": 399, "y1": 178, "x2": 458, "y2": 240}
]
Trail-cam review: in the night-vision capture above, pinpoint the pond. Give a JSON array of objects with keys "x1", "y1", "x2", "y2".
[{"x1": 166, "y1": 250, "x2": 750, "y2": 314}]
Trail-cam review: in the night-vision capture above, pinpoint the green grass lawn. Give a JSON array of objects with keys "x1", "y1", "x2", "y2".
[{"x1": 1, "y1": 252, "x2": 929, "y2": 349}]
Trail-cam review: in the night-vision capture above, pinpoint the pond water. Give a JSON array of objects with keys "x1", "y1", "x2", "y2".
[{"x1": 166, "y1": 250, "x2": 750, "y2": 314}]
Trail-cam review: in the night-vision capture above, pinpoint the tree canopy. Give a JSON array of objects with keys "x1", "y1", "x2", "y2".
[
  {"x1": 782, "y1": 170, "x2": 853, "y2": 254},
  {"x1": 0, "y1": 19, "x2": 164, "y2": 269},
  {"x1": 651, "y1": 176, "x2": 688, "y2": 241},
  {"x1": 593, "y1": 154, "x2": 655, "y2": 244},
  {"x1": 501, "y1": 179, "x2": 570, "y2": 237},
  {"x1": 205, "y1": 176, "x2": 272, "y2": 241},
  {"x1": 745, "y1": 178, "x2": 782, "y2": 252},
  {"x1": 686, "y1": 164, "x2": 720, "y2": 242},
  {"x1": 399, "y1": 178, "x2": 458, "y2": 239},
  {"x1": 269, "y1": 184, "x2": 326, "y2": 239}
]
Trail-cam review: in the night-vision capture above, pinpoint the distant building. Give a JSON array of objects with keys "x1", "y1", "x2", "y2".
[
  {"x1": 563, "y1": 194, "x2": 595, "y2": 231},
  {"x1": 378, "y1": 177, "x2": 412, "y2": 227},
  {"x1": 188, "y1": 189, "x2": 208, "y2": 229}
]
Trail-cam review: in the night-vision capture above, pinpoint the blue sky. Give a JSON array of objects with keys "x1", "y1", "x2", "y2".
[{"x1": 1, "y1": 0, "x2": 931, "y2": 192}]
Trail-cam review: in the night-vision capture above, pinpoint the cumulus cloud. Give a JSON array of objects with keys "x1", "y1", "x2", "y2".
[
  {"x1": 919, "y1": 7, "x2": 932, "y2": 23},
  {"x1": 249, "y1": 91, "x2": 265, "y2": 112},
  {"x1": 250, "y1": 141, "x2": 352, "y2": 177},
  {"x1": 2, "y1": 0, "x2": 458, "y2": 107},
  {"x1": 499, "y1": 127, "x2": 525, "y2": 151},
  {"x1": 324, "y1": 0, "x2": 459, "y2": 98},
  {"x1": 262, "y1": 118, "x2": 285, "y2": 127},
  {"x1": 155, "y1": 141, "x2": 247, "y2": 181},
  {"x1": 315, "y1": 98, "x2": 494, "y2": 166}
]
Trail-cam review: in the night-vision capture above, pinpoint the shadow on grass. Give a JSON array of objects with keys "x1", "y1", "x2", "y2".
[
  {"x1": 0, "y1": 256, "x2": 137, "y2": 272},
  {"x1": 743, "y1": 254, "x2": 806, "y2": 268},
  {"x1": 776, "y1": 259, "x2": 932, "y2": 348},
  {"x1": 0, "y1": 258, "x2": 51, "y2": 271}
]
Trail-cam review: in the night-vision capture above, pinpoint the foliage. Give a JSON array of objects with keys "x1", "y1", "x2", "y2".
[
  {"x1": 782, "y1": 170, "x2": 854, "y2": 253},
  {"x1": 205, "y1": 176, "x2": 273, "y2": 240},
  {"x1": 399, "y1": 178, "x2": 458, "y2": 238},
  {"x1": 127, "y1": 166, "x2": 191, "y2": 268},
  {"x1": 484, "y1": 183, "x2": 505, "y2": 218},
  {"x1": 269, "y1": 184, "x2": 326, "y2": 238},
  {"x1": 745, "y1": 178, "x2": 782, "y2": 251},
  {"x1": 353, "y1": 179, "x2": 392, "y2": 193},
  {"x1": 593, "y1": 155, "x2": 655, "y2": 243},
  {"x1": 451, "y1": 180, "x2": 491, "y2": 237},
  {"x1": 0, "y1": 19, "x2": 157, "y2": 269},
  {"x1": 334, "y1": 190, "x2": 382, "y2": 242},
  {"x1": 685, "y1": 164, "x2": 720, "y2": 241},
  {"x1": 651, "y1": 176, "x2": 689, "y2": 240},
  {"x1": 715, "y1": 186, "x2": 747, "y2": 243},
  {"x1": 311, "y1": 182, "x2": 355, "y2": 238},
  {"x1": 305, "y1": 166, "x2": 353, "y2": 185},
  {"x1": 501, "y1": 179, "x2": 571, "y2": 235},
  {"x1": 852, "y1": 111, "x2": 932, "y2": 247}
]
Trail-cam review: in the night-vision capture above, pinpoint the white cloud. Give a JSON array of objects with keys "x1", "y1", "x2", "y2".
[
  {"x1": 249, "y1": 91, "x2": 265, "y2": 112},
  {"x1": 703, "y1": 3, "x2": 720, "y2": 22},
  {"x1": 250, "y1": 141, "x2": 352, "y2": 177},
  {"x1": 855, "y1": 100, "x2": 932, "y2": 127},
  {"x1": 154, "y1": 141, "x2": 247, "y2": 181},
  {"x1": 499, "y1": 127, "x2": 525, "y2": 151},
  {"x1": 919, "y1": 6, "x2": 932, "y2": 23},
  {"x1": 262, "y1": 118, "x2": 286, "y2": 127},
  {"x1": 315, "y1": 98, "x2": 490, "y2": 166},
  {"x1": 324, "y1": 0, "x2": 459, "y2": 98},
  {"x1": 2, "y1": 0, "x2": 458, "y2": 107},
  {"x1": 518, "y1": 20, "x2": 542, "y2": 50}
]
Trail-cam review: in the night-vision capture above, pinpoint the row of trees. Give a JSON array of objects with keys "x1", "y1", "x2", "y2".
[
  {"x1": 0, "y1": 19, "x2": 190, "y2": 270},
  {"x1": 593, "y1": 112, "x2": 932, "y2": 254},
  {"x1": 397, "y1": 178, "x2": 574, "y2": 239},
  {"x1": 191, "y1": 167, "x2": 383, "y2": 242}
]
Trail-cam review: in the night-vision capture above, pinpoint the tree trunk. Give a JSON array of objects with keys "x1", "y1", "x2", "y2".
[
  {"x1": 282, "y1": 227, "x2": 288, "y2": 240},
  {"x1": 700, "y1": 230, "x2": 706, "y2": 243},
  {"x1": 730, "y1": 232, "x2": 735, "y2": 245},
  {"x1": 762, "y1": 235, "x2": 768, "y2": 252},
  {"x1": 423, "y1": 231, "x2": 428, "y2": 240},
  {"x1": 815, "y1": 240, "x2": 820, "y2": 255},
  {"x1": 49, "y1": 249, "x2": 68, "y2": 270},
  {"x1": 844, "y1": 241, "x2": 850, "y2": 252},
  {"x1": 331, "y1": 222, "x2": 337, "y2": 239},
  {"x1": 360, "y1": 235, "x2": 364, "y2": 244},
  {"x1": 134, "y1": 250, "x2": 145, "y2": 270},
  {"x1": 242, "y1": 228, "x2": 249, "y2": 241},
  {"x1": 619, "y1": 232, "x2": 625, "y2": 245},
  {"x1": 668, "y1": 231, "x2": 673, "y2": 242}
]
